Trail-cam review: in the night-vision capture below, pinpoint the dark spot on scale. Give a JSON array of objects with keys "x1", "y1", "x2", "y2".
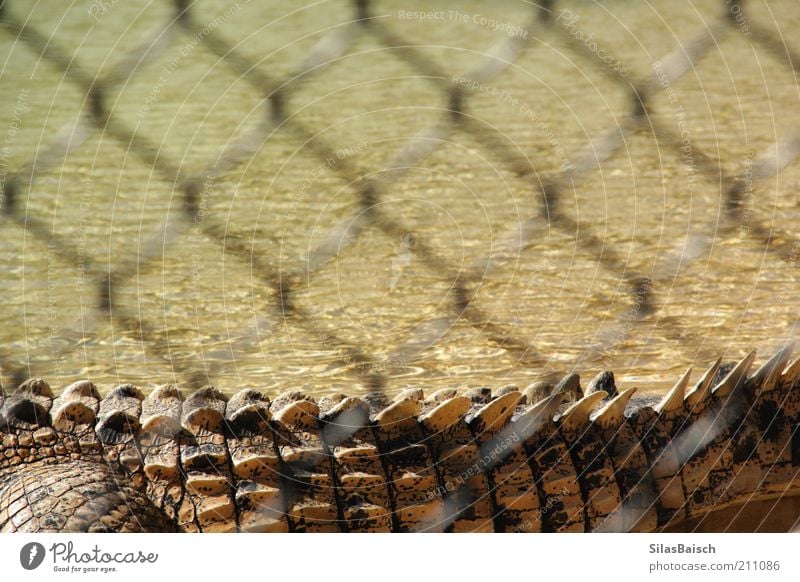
[
  {"x1": 758, "y1": 400, "x2": 782, "y2": 438},
  {"x1": 7, "y1": 400, "x2": 46, "y2": 426},
  {"x1": 732, "y1": 434, "x2": 757, "y2": 464},
  {"x1": 713, "y1": 362, "x2": 736, "y2": 386},
  {"x1": 707, "y1": 470, "x2": 729, "y2": 490},
  {"x1": 583, "y1": 474, "x2": 604, "y2": 489},
  {"x1": 109, "y1": 384, "x2": 140, "y2": 399}
]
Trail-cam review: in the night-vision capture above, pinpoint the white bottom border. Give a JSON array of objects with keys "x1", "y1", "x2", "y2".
[{"x1": 2, "y1": 533, "x2": 798, "y2": 582}]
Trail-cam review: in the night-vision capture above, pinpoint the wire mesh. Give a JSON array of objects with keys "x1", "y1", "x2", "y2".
[{"x1": 0, "y1": 0, "x2": 799, "y2": 395}]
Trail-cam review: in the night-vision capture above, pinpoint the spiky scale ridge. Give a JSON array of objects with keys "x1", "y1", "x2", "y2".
[
  {"x1": 51, "y1": 380, "x2": 100, "y2": 431},
  {"x1": 322, "y1": 397, "x2": 390, "y2": 532},
  {"x1": 1, "y1": 347, "x2": 800, "y2": 533},
  {"x1": 685, "y1": 357, "x2": 721, "y2": 410}
]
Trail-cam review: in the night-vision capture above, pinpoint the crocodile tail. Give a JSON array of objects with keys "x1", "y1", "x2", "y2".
[{"x1": 1, "y1": 347, "x2": 799, "y2": 532}]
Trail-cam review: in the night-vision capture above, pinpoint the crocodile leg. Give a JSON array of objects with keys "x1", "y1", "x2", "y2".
[{"x1": 0, "y1": 380, "x2": 171, "y2": 532}]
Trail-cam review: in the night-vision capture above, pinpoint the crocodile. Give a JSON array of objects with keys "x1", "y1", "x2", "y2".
[{"x1": 1, "y1": 346, "x2": 799, "y2": 533}]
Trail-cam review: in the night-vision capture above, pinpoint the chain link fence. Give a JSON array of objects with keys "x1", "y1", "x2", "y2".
[{"x1": 0, "y1": 0, "x2": 799, "y2": 395}]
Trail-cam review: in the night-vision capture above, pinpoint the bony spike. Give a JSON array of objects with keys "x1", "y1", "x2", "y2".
[
  {"x1": 593, "y1": 387, "x2": 637, "y2": 430},
  {"x1": 655, "y1": 367, "x2": 691, "y2": 415},
  {"x1": 712, "y1": 351, "x2": 756, "y2": 398},
  {"x1": 560, "y1": 391, "x2": 607, "y2": 432},
  {"x1": 685, "y1": 357, "x2": 721, "y2": 409}
]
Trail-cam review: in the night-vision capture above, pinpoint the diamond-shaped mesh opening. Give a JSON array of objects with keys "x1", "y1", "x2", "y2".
[
  {"x1": 306, "y1": 106, "x2": 447, "y2": 172},
  {"x1": 467, "y1": 226, "x2": 632, "y2": 359},
  {"x1": 654, "y1": 232, "x2": 800, "y2": 366},
  {"x1": 286, "y1": 42, "x2": 446, "y2": 166},
  {"x1": 110, "y1": 42, "x2": 264, "y2": 171},
  {"x1": 649, "y1": 143, "x2": 800, "y2": 371},
  {"x1": 465, "y1": 30, "x2": 630, "y2": 175},
  {"x1": 5, "y1": 0, "x2": 173, "y2": 77},
  {"x1": 551, "y1": 0, "x2": 725, "y2": 78},
  {"x1": 294, "y1": 223, "x2": 455, "y2": 357},
  {"x1": 192, "y1": 0, "x2": 358, "y2": 75},
  {"x1": 113, "y1": 232, "x2": 274, "y2": 385},
  {"x1": 21, "y1": 136, "x2": 178, "y2": 265},
  {"x1": 202, "y1": 135, "x2": 363, "y2": 265},
  {"x1": 379, "y1": 139, "x2": 537, "y2": 264},
  {"x1": 559, "y1": 128, "x2": 724, "y2": 275},
  {"x1": 648, "y1": 29, "x2": 800, "y2": 172}
]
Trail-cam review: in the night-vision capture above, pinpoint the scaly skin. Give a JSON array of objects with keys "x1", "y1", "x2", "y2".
[{"x1": 1, "y1": 347, "x2": 799, "y2": 532}]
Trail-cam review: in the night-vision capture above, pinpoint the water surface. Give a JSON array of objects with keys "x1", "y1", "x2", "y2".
[{"x1": 1, "y1": 0, "x2": 798, "y2": 399}]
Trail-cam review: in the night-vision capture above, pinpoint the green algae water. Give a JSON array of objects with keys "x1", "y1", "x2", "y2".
[{"x1": 0, "y1": 0, "x2": 798, "y2": 398}]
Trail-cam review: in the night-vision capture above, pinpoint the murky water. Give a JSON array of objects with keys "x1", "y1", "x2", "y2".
[{"x1": 1, "y1": 0, "x2": 798, "y2": 399}]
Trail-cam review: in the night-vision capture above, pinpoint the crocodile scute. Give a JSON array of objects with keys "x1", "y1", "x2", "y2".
[{"x1": 1, "y1": 347, "x2": 799, "y2": 533}]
